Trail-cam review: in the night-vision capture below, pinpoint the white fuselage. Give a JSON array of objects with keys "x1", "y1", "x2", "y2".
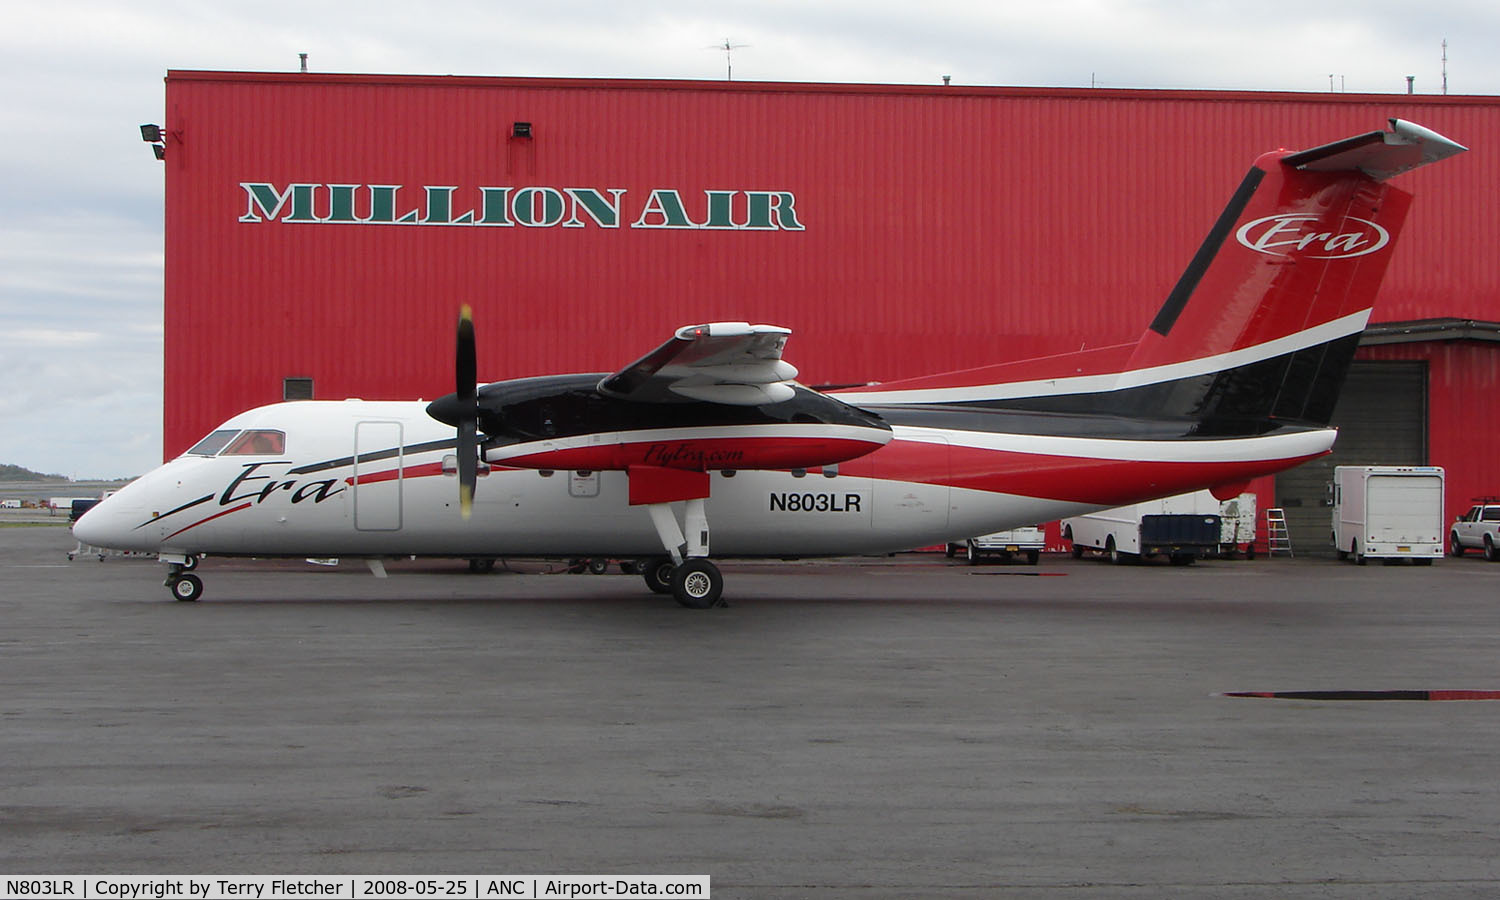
[{"x1": 75, "y1": 399, "x2": 1337, "y2": 560}]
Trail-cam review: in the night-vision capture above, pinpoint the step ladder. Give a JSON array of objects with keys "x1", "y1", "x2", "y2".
[{"x1": 1265, "y1": 508, "x2": 1293, "y2": 557}]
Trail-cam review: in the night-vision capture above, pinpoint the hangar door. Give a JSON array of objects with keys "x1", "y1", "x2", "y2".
[{"x1": 1274, "y1": 361, "x2": 1427, "y2": 554}]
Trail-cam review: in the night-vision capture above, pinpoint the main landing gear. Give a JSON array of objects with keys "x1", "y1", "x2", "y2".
[{"x1": 639, "y1": 498, "x2": 727, "y2": 608}]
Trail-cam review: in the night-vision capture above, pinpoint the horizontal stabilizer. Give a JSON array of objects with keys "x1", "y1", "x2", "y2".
[{"x1": 1284, "y1": 118, "x2": 1467, "y2": 181}]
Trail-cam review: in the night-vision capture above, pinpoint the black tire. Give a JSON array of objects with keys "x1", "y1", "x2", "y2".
[
  {"x1": 169, "y1": 574, "x2": 203, "y2": 602},
  {"x1": 1107, "y1": 535, "x2": 1130, "y2": 565},
  {"x1": 1070, "y1": 543, "x2": 1085, "y2": 559},
  {"x1": 587, "y1": 558, "x2": 610, "y2": 575},
  {"x1": 966, "y1": 542, "x2": 979, "y2": 565},
  {"x1": 181, "y1": 554, "x2": 199, "y2": 571},
  {"x1": 1450, "y1": 532, "x2": 1465, "y2": 557},
  {"x1": 672, "y1": 558, "x2": 723, "y2": 609},
  {"x1": 1026, "y1": 549, "x2": 1040, "y2": 565},
  {"x1": 1169, "y1": 553, "x2": 1195, "y2": 566},
  {"x1": 468, "y1": 558, "x2": 496, "y2": 574},
  {"x1": 618, "y1": 560, "x2": 638, "y2": 575},
  {"x1": 641, "y1": 557, "x2": 675, "y2": 595},
  {"x1": 944, "y1": 543, "x2": 958, "y2": 559},
  {"x1": 1245, "y1": 546, "x2": 1256, "y2": 561},
  {"x1": 1354, "y1": 539, "x2": 1367, "y2": 565},
  {"x1": 1485, "y1": 535, "x2": 1498, "y2": 562}
]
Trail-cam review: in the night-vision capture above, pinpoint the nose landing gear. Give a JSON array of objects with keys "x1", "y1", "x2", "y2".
[{"x1": 161, "y1": 553, "x2": 204, "y2": 601}]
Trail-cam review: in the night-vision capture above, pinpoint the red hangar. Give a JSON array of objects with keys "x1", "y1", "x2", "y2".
[{"x1": 152, "y1": 70, "x2": 1500, "y2": 551}]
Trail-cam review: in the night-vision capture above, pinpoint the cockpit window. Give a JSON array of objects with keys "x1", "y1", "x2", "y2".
[
  {"x1": 222, "y1": 430, "x2": 287, "y2": 456},
  {"x1": 186, "y1": 429, "x2": 241, "y2": 457}
]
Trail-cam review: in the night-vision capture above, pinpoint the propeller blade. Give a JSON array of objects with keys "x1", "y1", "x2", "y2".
[
  {"x1": 455, "y1": 305, "x2": 478, "y2": 518},
  {"x1": 458, "y1": 418, "x2": 476, "y2": 519},
  {"x1": 457, "y1": 304, "x2": 476, "y2": 402}
]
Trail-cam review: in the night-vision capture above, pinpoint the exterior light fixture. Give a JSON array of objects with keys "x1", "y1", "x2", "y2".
[{"x1": 140, "y1": 124, "x2": 166, "y2": 160}]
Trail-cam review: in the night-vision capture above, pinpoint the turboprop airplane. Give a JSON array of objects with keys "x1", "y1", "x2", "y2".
[{"x1": 75, "y1": 118, "x2": 1465, "y2": 607}]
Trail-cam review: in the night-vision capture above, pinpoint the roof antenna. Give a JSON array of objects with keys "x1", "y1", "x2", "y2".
[
  {"x1": 1442, "y1": 39, "x2": 1448, "y2": 95},
  {"x1": 707, "y1": 38, "x2": 749, "y2": 80},
  {"x1": 299, "y1": 52, "x2": 308, "y2": 73}
]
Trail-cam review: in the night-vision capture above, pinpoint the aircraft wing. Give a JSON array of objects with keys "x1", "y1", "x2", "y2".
[{"x1": 598, "y1": 322, "x2": 799, "y2": 405}]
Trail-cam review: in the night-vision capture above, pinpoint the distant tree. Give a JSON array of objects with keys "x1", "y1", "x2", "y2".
[{"x1": 0, "y1": 464, "x2": 69, "y2": 482}]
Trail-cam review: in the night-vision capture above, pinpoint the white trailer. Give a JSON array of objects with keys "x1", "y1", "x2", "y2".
[
  {"x1": 1063, "y1": 491, "x2": 1224, "y2": 565},
  {"x1": 1331, "y1": 466, "x2": 1445, "y2": 565}
]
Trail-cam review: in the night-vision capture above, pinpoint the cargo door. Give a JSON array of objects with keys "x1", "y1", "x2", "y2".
[
  {"x1": 1275, "y1": 361, "x2": 1426, "y2": 553},
  {"x1": 353, "y1": 421, "x2": 403, "y2": 531},
  {"x1": 1368, "y1": 474, "x2": 1443, "y2": 543}
]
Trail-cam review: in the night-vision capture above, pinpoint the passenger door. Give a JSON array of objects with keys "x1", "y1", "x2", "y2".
[{"x1": 353, "y1": 421, "x2": 403, "y2": 531}]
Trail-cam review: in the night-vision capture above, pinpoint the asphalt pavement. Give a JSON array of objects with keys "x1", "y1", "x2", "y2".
[{"x1": 3, "y1": 525, "x2": 1498, "y2": 898}]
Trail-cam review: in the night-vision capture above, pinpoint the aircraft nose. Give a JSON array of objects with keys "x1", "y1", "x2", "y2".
[{"x1": 72, "y1": 492, "x2": 147, "y2": 552}]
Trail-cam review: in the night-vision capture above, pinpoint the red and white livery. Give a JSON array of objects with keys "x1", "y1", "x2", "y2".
[{"x1": 76, "y1": 120, "x2": 1466, "y2": 607}]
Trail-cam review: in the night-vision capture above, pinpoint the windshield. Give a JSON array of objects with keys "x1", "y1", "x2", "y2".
[
  {"x1": 222, "y1": 430, "x2": 287, "y2": 455},
  {"x1": 186, "y1": 429, "x2": 240, "y2": 457},
  {"x1": 184, "y1": 428, "x2": 287, "y2": 457}
]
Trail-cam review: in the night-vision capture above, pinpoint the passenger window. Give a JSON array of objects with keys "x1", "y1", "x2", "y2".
[
  {"x1": 187, "y1": 429, "x2": 240, "y2": 457},
  {"x1": 222, "y1": 430, "x2": 287, "y2": 455},
  {"x1": 1483, "y1": 508, "x2": 1500, "y2": 523}
]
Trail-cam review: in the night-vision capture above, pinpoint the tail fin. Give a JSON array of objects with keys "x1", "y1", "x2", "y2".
[
  {"x1": 1120, "y1": 118, "x2": 1466, "y2": 432},
  {"x1": 838, "y1": 120, "x2": 1466, "y2": 436}
]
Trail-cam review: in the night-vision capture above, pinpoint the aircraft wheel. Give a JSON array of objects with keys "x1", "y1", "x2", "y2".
[
  {"x1": 641, "y1": 557, "x2": 675, "y2": 595},
  {"x1": 168, "y1": 574, "x2": 203, "y2": 602},
  {"x1": 181, "y1": 554, "x2": 199, "y2": 571},
  {"x1": 966, "y1": 542, "x2": 980, "y2": 565},
  {"x1": 587, "y1": 558, "x2": 610, "y2": 575},
  {"x1": 1449, "y1": 532, "x2": 1464, "y2": 557},
  {"x1": 672, "y1": 558, "x2": 724, "y2": 609}
]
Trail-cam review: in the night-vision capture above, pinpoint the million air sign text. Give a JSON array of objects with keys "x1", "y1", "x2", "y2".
[{"x1": 238, "y1": 182, "x2": 805, "y2": 231}]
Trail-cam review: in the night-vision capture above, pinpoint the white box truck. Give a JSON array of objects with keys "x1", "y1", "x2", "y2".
[
  {"x1": 1331, "y1": 466, "x2": 1445, "y2": 565},
  {"x1": 1063, "y1": 492, "x2": 1223, "y2": 565}
]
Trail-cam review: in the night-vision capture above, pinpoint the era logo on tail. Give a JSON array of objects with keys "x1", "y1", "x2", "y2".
[{"x1": 1236, "y1": 213, "x2": 1390, "y2": 259}]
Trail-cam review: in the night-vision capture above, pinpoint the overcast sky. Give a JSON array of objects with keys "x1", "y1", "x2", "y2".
[{"x1": 2, "y1": 0, "x2": 1495, "y2": 479}]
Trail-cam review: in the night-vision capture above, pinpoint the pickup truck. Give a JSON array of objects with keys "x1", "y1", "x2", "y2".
[
  {"x1": 946, "y1": 527, "x2": 1045, "y2": 565},
  {"x1": 1450, "y1": 503, "x2": 1500, "y2": 560}
]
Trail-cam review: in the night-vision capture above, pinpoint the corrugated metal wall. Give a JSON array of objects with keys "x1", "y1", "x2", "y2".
[{"x1": 163, "y1": 72, "x2": 1500, "y2": 509}]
